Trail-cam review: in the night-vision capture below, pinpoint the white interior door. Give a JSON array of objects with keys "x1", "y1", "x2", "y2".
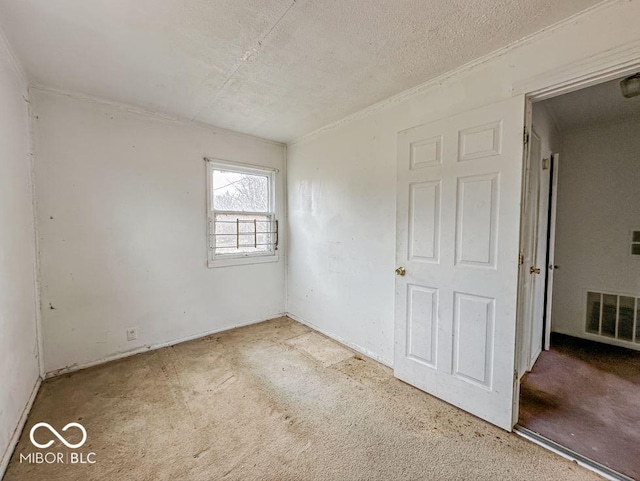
[
  {"x1": 529, "y1": 134, "x2": 552, "y2": 366},
  {"x1": 516, "y1": 131, "x2": 542, "y2": 377},
  {"x1": 544, "y1": 153, "x2": 560, "y2": 350},
  {"x1": 394, "y1": 96, "x2": 525, "y2": 431}
]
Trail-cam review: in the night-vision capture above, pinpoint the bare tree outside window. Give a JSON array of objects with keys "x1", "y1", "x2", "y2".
[{"x1": 213, "y1": 171, "x2": 269, "y2": 212}]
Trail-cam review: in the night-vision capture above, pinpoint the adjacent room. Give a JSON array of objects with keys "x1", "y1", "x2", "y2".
[
  {"x1": 519, "y1": 76, "x2": 640, "y2": 480},
  {"x1": 1, "y1": 1, "x2": 639, "y2": 480}
]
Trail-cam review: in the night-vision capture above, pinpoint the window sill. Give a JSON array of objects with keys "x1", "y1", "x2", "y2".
[{"x1": 208, "y1": 254, "x2": 280, "y2": 268}]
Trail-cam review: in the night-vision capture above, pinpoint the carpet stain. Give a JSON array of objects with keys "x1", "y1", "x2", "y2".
[
  {"x1": 5, "y1": 318, "x2": 600, "y2": 481},
  {"x1": 519, "y1": 333, "x2": 640, "y2": 479}
]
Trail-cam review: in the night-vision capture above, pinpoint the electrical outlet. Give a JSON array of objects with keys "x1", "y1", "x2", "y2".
[{"x1": 126, "y1": 328, "x2": 137, "y2": 342}]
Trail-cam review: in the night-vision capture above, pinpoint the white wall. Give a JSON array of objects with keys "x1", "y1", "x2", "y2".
[
  {"x1": 532, "y1": 102, "x2": 562, "y2": 173},
  {"x1": 32, "y1": 89, "x2": 286, "y2": 374},
  {"x1": 0, "y1": 34, "x2": 40, "y2": 474},
  {"x1": 286, "y1": 0, "x2": 640, "y2": 366},
  {"x1": 551, "y1": 119, "x2": 640, "y2": 342}
]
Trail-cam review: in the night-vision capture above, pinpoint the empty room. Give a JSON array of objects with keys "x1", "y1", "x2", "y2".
[
  {"x1": 518, "y1": 77, "x2": 640, "y2": 479},
  {"x1": 1, "y1": 1, "x2": 639, "y2": 480}
]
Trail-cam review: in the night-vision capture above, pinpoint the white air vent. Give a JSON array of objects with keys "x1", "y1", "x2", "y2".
[
  {"x1": 586, "y1": 291, "x2": 638, "y2": 342},
  {"x1": 632, "y1": 231, "x2": 640, "y2": 256}
]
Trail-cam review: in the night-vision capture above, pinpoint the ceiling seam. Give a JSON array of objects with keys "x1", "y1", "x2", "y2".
[{"x1": 189, "y1": 0, "x2": 298, "y2": 122}]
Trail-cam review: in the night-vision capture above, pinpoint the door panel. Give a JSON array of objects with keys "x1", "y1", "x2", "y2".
[
  {"x1": 455, "y1": 174, "x2": 498, "y2": 267},
  {"x1": 395, "y1": 96, "x2": 525, "y2": 430},
  {"x1": 453, "y1": 292, "x2": 495, "y2": 388},
  {"x1": 408, "y1": 181, "x2": 441, "y2": 262},
  {"x1": 407, "y1": 284, "x2": 438, "y2": 367}
]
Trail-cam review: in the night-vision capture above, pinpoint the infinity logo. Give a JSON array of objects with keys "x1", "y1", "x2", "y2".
[{"x1": 29, "y1": 422, "x2": 87, "y2": 449}]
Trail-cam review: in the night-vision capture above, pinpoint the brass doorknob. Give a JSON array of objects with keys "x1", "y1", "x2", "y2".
[
  {"x1": 530, "y1": 266, "x2": 541, "y2": 275},
  {"x1": 395, "y1": 266, "x2": 406, "y2": 276}
]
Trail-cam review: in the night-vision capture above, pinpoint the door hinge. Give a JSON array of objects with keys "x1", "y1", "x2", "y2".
[
  {"x1": 518, "y1": 252, "x2": 524, "y2": 266},
  {"x1": 542, "y1": 157, "x2": 550, "y2": 170},
  {"x1": 523, "y1": 127, "x2": 530, "y2": 145}
]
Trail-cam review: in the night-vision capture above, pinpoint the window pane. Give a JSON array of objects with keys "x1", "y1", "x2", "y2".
[
  {"x1": 636, "y1": 299, "x2": 640, "y2": 343},
  {"x1": 601, "y1": 294, "x2": 617, "y2": 337},
  {"x1": 586, "y1": 292, "x2": 601, "y2": 334},
  {"x1": 212, "y1": 170, "x2": 269, "y2": 212},
  {"x1": 618, "y1": 296, "x2": 635, "y2": 341},
  {"x1": 214, "y1": 213, "x2": 274, "y2": 254}
]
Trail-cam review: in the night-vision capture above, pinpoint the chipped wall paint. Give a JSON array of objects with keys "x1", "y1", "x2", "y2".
[
  {"x1": 286, "y1": 0, "x2": 640, "y2": 366},
  {"x1": 0, "y1": 31, "x2": 41, "y2": 476},
  {"x1": 31, "y1": 89, "x2": 287, "y2": 374}
]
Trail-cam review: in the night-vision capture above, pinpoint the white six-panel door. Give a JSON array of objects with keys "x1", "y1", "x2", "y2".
[{"x1": 394, "y1": 96, "x2": 525, "y2": 430}]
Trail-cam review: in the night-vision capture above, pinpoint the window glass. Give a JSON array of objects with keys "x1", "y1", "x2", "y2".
[
  {"x1": 601, "y1": 294, "x2": 617, "y2": 337},
  {"x1": 214, "y1": 213, "x2": 273, "y2": 254},
  {"x1": 212, "y1": 170, "x2": 269, "y2": 212},
  {"x1": 585, "y1": 291, "x2": 601, "y2": 334},
  {"x1": 618, "y1": 296, "x2": 635, "y2": 341}
]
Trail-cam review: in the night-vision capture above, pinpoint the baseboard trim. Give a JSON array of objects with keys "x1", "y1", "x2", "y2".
[
  {"x1": 513, "y1": 425, "x2": 632, "y2": 481},
  {"x1": 550, "y1": 329, "x2": 640, "y2": 353},
  {"x1": 45, "y1": 313, "x2": 286, "y2": 379},
  {"x1": 285, "y1": 312, "x2": 393, "y2": 367},
  {"x1": 0, "y1": 376, "x2": 41, "y2": 478}
]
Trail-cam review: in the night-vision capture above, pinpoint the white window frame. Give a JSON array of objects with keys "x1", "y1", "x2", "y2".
[{"x1": 206, "y1": 158, "x2": 279, "y2": 268}]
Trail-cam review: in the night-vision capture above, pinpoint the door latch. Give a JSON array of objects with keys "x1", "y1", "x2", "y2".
[{"x1": 529, "y1": 266, "x2": 541, "y2": 275}]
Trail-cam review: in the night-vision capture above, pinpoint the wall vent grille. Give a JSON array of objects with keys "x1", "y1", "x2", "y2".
[
  {"x1": 632, "y1": 231, "x2": 640, "y2": 256},
  {"x1": 586, "y1": 291, "x2": 639, "y2": 342}
]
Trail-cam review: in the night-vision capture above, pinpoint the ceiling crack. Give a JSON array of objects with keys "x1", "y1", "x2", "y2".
[{"x1": 189, "y1": 0, "x2": 298, "y2": 122}]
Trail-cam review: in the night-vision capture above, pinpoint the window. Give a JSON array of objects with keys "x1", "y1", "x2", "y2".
[
  {"x1": 206, "y1": 159, "x2": 278, "y2": 267},
  {"x1": 632, "y1": 231, "x2": 640, "y2": 255}
]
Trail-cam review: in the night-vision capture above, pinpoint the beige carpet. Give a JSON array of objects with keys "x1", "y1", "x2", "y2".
[{"x1": 5, "y1": 317, "x2": 598, "y2": 480}]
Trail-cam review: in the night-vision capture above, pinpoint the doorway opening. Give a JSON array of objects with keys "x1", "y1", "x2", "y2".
[{"x1": 516, "y1": 74, "x2": 640, "y2": 480}]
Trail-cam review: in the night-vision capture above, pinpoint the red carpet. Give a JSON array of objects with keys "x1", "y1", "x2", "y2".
[{"x1": 519, "y1": 333, "x2": 640, "y2": 479}]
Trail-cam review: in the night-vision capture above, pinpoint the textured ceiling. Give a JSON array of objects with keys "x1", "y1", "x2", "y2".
[
  {"x1": 0, "y1": 0, "x2": 602, "y2": 142},
  {"x1": 541, "y1": 76, "x2": 640, "y2": 131}
]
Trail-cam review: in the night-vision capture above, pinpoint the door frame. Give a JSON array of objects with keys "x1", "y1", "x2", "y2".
[
  {"x1": 513, "y1": 55, "x2": 640, "y2": 425},
  {"x1": 542, "y1": 152, "x2": 559, "y2": 351}
]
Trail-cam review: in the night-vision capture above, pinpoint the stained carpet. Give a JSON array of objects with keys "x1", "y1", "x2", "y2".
[
  {"x1": 519, "y1": 333, "x2": 640, "y2": 479},
  {"x1": 6, "y1": 318, "x2": 597, "y2": 480}
]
